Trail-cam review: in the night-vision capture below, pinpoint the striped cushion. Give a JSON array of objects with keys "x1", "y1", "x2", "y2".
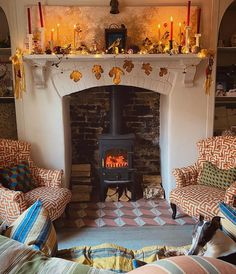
[
  {"x1": 199, "y1": 161, "x2": 236, "y2": 190},
  {"x1": 219, "y1": 202, "x2": 236, "y2": 240},
  {"x1": 4, "y1": 199, "x2": 57, "y2": 256},
  {"x1": 128, "y1": 256, "x2": 236, "y2": 273}
]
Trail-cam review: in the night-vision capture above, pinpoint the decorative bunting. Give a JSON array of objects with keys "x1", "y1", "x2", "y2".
[
  {"x1": 70, "y1": 70, "x2": 82, "y2": 82},
  {"x1": 159, "y1": 67, "x2": 168, "y2": 77},
  {"x1": 10, "y1": 49, "x2": 26, "y2": 99},
  {"x1": 142, "y1": 63, "x2": 152, "y2": 75},
  {"x1": 123, "y1": 60, "x2": 134, "y2": 73},
  {"x1": 92, "y1": 64, "x2": 104, "y2": 80},
  {"x1": 109, "y1": 66, "x2": 125, "y2": 85},
  {"x1": 204, "y1": 51, "x2": 214, "y2": 95}
]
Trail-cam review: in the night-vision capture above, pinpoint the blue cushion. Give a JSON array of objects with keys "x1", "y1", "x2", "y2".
[
  {"x1": 219, "y1": 202, "x2": 236, "y2": 225},
  {"x1": 4, "y1": 200, "x2": 57, "y2": 256},
  {"x1": 219, "y1": 202, "x2": 236, "y2": 240}
]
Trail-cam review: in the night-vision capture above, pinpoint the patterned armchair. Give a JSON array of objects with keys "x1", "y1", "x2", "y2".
[
  {"x1": 170, "y1": 136, "x2": 236, "y2": 220},
  {"x1": 0, "y1": 139, "x2": 71, "y2": 225}
]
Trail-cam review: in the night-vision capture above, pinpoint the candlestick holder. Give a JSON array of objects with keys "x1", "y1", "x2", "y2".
[
  {"x1": 192, "y1": 33, "x2": 201, "y2": 54},
  {"x1": 185, "y1": 26, "x2": 191, "y2": 54},
  {"x1": 40, "y1": 27, "x2": 45, "y2": 52},
  {"x1": 27, "y1": 34, "x2": 33, "y2": 54}
]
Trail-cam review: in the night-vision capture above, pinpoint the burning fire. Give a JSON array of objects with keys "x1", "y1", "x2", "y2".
[{"x1": 105, "y1": 155, "x2": 128, "y2": 168}]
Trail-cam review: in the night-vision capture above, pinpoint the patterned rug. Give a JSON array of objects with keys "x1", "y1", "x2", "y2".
[{"x1": 66, "y1": 199, "x2": 196, "y2": 228}]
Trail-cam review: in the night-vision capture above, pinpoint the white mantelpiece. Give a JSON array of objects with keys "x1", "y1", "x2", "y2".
[{"x1": 23, "y1": 54, "x2": 203, "y2": 92}]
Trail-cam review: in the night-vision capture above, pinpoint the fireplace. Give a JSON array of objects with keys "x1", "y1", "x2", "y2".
[{"x1": 99, "y1": 86, "x2": 136, "y2": 201}]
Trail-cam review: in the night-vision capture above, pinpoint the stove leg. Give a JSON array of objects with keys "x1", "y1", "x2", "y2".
[{"x1": 100, "y1": 184, "x2": 108, "y2": 202}]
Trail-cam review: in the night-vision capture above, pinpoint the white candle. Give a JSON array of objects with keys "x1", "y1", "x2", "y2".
[
  {"x1": 73, "y1": 24, "x2": 76, "y2": 49},
  {"x1": 179, "y1": 22, "x2": 182, "y2": 44},
  {"x1": 158, "y1": 24, "x2": 161, "y2": 41},
  {"x1": 57, "y1": 23, "x2": 60, "y2": 44}
]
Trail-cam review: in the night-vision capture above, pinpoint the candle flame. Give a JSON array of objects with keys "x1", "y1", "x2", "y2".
[
  {"x1": 158, "y1": 24, "x2": 161, "y2": 29},
  {"x1": 179, "y1": 22, "x2": 181, "y2": 27},
  {"x1": 74, "y1": 24, "x2": 76, "y2": 29},
  {"x1": 171, "y1": 16, "x2": 173, "y2": 22},
  {"x1": 51, "y1": 28, "x2": 55, "y2": 32},
  {"x1": 57, "y1": 23, "x2": 60, "y2": 27}
]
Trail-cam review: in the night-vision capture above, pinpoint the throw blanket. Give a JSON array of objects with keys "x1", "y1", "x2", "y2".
[{"x1": 0, "y1": 235, "x2": 114, "y2": 274}]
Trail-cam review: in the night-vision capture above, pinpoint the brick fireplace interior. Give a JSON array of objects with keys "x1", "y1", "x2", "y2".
[{"x1": 69, "y1": 85, "x2": 160, "y2": 200}]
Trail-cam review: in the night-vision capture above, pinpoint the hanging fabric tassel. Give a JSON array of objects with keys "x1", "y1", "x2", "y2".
[{"x1": 10, "y1": 49, "x2": 26, "y2": 99}]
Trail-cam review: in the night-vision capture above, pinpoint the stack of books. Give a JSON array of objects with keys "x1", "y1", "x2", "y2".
[{"x1": 70, "y1": 164, "x2": 93, "y2": 202}]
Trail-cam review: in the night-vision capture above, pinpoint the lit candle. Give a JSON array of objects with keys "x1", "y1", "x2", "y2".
[
  {"x1": 179, "y1": 22, "x2": 182, "y2": 44},
  {"x1": 38, "y1": 2, "x2": 44, "y2": 28},
  {"x1": 170, "y1": 17, "x2": 173, "y2": 41},
  {"x1": 158, "y1": 24, "x2": 161, "y2": 41},
  {"x1": 73, "y1": 24, "x2": 76, "y2": 49},
  {"x1": 51, "y1": 28, "x2": 54, "y2": 41},
  {"x1": 187, "y1": 1, "x2": 191, "y2": 26},
  {"x1": 57, "y1": 23, "x2": 60, "y2": 43},
  {"x1": 197, "y1": 7, "x2": 201, "y2": 34},
  {"x1": 27, "y1": 8, "x2": 32, "y2": 34}
]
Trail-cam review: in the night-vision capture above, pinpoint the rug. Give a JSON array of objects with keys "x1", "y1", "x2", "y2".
[{"x1": 66, "y1": 199, "x2": 195, "y2": 228}]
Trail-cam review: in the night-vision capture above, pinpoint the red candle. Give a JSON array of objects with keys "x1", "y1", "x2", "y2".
[
  {"x1": 170, "y1": 17, "x2": 173, "y2": 40},
  {"x1": 38, "y1": 2, "x2": 44, "y2": 28},
  {"x1": 27, "y1": 8, "x2": 32, "y2": 34},
  {"x1": 197, "y1": 7, "x2": 201, "y2": 33},
  {"x1": 187, "y1": 1, "x2": 191, "y2": 26}
]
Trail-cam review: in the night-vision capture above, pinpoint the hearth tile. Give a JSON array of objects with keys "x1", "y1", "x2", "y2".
[
  {"x1": 95, "y1": 218, "x2": 106, "y2": 227},
  {"x1": 114, "y1": 209, "x2": 125, "y2": 217},
  {"x1": 150, "y1": 208, "x2": 161, "y2": 216},
  {"x1": 153, "y1": 217, "x2": 166, "y2": 226},
  {"x1": 113, "y1": 202, "x2": 124, "y2": 208},
  {"x1": 114, "y1": 217, "x2": 126, "y2": 227},
  {"x1": 77, "y1": 209, "x2": 87, "y2": 218},
  {"x1": 75, "y1": 218, "x2": 85, "y2": 228},
  {"x1": 132, "y1": 208, "x2": 143, "y2": 217},
  {"x1": 134, "y1": 217, "x2": 146, "y2": 226},
  {"x1": 96, "y1": 209, "x2": 105, "y2": 217}
]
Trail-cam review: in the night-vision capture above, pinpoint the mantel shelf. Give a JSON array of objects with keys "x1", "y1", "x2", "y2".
[{"x1": 23, "y1": 53, "x2": 204, "y2": 89}]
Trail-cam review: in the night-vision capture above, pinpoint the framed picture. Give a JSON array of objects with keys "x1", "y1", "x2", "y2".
[{"x1": 105, "y1": 25, "x2": 127, "y2": 53}]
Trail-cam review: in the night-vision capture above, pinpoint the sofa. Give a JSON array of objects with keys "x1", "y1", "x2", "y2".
[
  {"x1": 1, "y1": 234, "x2": 235, "y2": 274},
  {"x1": 170, "y1": 136, "x2": 236, "y2": 220}
]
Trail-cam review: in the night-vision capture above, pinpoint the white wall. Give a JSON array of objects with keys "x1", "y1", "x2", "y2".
[{"x1": 0, "y1": 0, "x2": 232, "y2": 198}]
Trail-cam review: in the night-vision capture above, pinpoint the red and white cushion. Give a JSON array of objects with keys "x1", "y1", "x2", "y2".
[
  {"x1": 170, "y1": 185, "x2": 225, "y2": 220},
  {"x1": 25, "y1": 187, "x2": 71, "y2": 221}
]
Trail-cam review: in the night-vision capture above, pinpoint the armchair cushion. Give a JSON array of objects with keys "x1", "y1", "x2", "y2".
[
  {"x1": 24, "y1": 186, "x2": 72, "y2": 221},
  {"x1": 4, "y1": 199, "x2": 57, "y2": 257},
  {"x1": 170, "y1": 185, "x2": 225, "y2": 219},
  {"x1": 0, "y1": 161, "x2": 36, "y2": 193},
  {"x1": 199, "y1": 161, "x2": 236, "y2": 190},
  {"x1": 219, "y1": 202, "x2": 236, "y2": 240}
]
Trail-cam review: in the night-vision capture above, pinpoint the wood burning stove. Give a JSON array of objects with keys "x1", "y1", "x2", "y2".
[{"x1": 99, "y1": 86, "x2": 136, "y2": 201}]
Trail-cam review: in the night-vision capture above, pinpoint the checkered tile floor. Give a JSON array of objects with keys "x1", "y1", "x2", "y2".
[{"x1": 66, "y1": 199, "x2": 195, "y2": 228}]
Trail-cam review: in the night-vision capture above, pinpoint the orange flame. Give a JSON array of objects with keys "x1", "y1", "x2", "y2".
[{"x1": 105, "y1": 155, "x2": 128, "y2": 168}]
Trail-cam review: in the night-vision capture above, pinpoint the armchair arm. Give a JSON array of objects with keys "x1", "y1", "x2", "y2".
[
  {"x1": 224, "y1": 181, "x2": 236, "y2": 206},
  {"x1": 29, "y1": 159, "x2": 63, "y2": 188},
  {"x1": 0, "y1": 186, "x2": 27, "y2": 225},
  {"x1": 173, "y1": 163, "x2": 199, "y2": 188}
]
